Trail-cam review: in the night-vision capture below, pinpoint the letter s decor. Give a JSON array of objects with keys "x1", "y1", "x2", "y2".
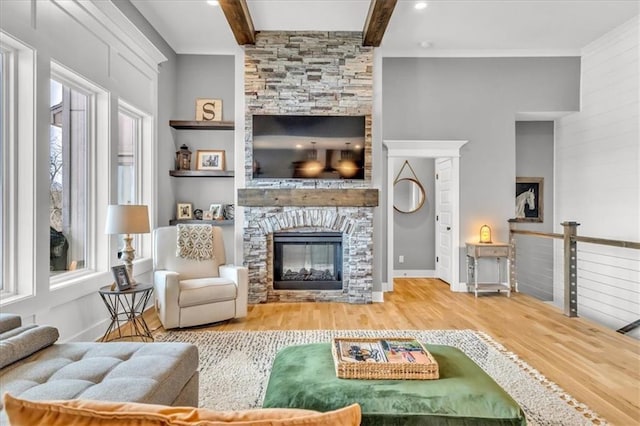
[{"x1": 195, "y1": 98, "x2": 222, "y2": 122}]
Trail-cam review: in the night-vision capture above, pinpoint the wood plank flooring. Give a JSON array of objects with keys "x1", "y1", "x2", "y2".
[{"x1": 136, "y1": 278, "x2": 639, "y2": 425}]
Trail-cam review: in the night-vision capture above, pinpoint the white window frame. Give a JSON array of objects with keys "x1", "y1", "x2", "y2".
[
  {"x1": 116, "y1": 100, "x2": 154, "y2": 266},
  {"x1": 0, "y1": 32, "x2": 35, "y2": 302},
  {"x1": 49, "y1": 62, "x2": 110, "y2": 288}
]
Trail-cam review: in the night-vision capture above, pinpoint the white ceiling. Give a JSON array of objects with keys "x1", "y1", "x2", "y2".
[{"x1": 131, "y1": 0, "x2": 639, "y2": 56}]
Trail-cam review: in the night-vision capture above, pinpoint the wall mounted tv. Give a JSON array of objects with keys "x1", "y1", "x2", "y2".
[{"x1": 252, "y1": 115, "x2": 366, "y2": 180}]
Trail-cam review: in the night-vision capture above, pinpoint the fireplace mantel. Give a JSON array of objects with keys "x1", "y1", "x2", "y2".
[{"x1": 237, "y1": 188, "x2": 379, "y2": 207}]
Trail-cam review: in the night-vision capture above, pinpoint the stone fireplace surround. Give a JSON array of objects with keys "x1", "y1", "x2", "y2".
[
  {"x1": 242, "y1": 206, "x2": 374, "y2": 304},
  {"x1": 242, "y1": 31, "x2": 374, "y2": 304}
]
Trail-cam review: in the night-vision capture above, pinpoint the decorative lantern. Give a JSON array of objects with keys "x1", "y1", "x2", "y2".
[
  {"x1": 176, "y1": 144, "x2": 192, "y2": 170},
  {"x1": 479, "y1": 224, "x2": 492, "y2": 244}
]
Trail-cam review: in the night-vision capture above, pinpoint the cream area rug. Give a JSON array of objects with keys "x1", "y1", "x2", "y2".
[{"x1": 156, "y1": 329, "x2": 605, "y2": 426}]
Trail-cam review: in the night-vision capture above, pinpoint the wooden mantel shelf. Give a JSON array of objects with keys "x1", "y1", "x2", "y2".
[{"x1": 237, "y1": 188, "x2": 379, "y2": 207}]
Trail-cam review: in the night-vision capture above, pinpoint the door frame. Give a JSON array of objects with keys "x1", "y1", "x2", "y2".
[{"x1": 383, "y1": 140, "x2": 468, "y2": 292}]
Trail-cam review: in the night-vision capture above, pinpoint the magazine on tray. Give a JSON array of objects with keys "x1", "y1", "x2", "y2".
[{"x1": 335, "y1": 339, "x2": 430, "y2": 364}]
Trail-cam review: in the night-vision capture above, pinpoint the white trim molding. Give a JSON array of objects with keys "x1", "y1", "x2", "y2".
[{"x1": 384, "y1": 140, "x2": 468, "y2": 293}]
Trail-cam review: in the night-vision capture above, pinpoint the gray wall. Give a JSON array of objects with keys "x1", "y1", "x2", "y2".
[
  {"x1": 393, "y1": 157, "x2": 436, "y2": 271},
  {"x1": 172, "y1": 55, "x2": 236, "y2": 261},
  {"x1": 113, "y1": 0, "x2": 178, "y2": 228},
  {"x1": 515, "y1": 121, "x2": 554, "y2": 300},
  {"x1": 382, "y1": 58, "x2": 580, "y2": 282}
]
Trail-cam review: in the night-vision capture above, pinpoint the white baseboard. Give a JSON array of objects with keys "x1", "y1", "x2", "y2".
[
  {"x1": 381, "y1": 281, "x2": 392, "y2": 292},
  {"x1": 372, "y1": 291, "x2": 384, "y2": 303},
  {"x1": 393, "y1": 269, "x2": 436, "y2": 278},
  {"x1": 64, "y1": 319, "x2": 110, "y2": 343},
  {"x1": 452, "y1": 281, "x2": 470, "y2": 293}
]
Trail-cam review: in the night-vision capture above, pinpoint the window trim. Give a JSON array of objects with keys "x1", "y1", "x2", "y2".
[
  {"x1": 117, "y1": 100, "x2": 153, "y2": 263},
  {"x1": 0, "y1": 32, "x2": 35, "y2": 303},
  {"x1": 49, "y1": 61, "x2": 110, "y2": 288}
]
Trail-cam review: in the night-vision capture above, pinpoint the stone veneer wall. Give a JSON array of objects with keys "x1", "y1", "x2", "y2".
[
  {"x1": 244, "y1": 208, "x2": 373, "y2": 304},
  {"x1": 243, "y1": 32, "x2": 374, "y2": 304}
]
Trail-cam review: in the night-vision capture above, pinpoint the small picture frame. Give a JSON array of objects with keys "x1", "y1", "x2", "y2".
[
  {"x1": 209, "y1": 203, "x2": 223, "y2": 220},
  {"x1": 196, "y1": 150, "x2": 225, "y2": 171},
  {"x1": 111, "y1": 265, "x2": 131, "y2": 291},
  {"x1": 202, "y1": 210, "x2": 214, "y2": 221},
  {"x1": 195, "y1": 98, "x2": 222, "y2": 122},
  {"x1": 177, "y1": 202, "x2": 193, "y2": 220},
  {"x1": 514, "y1": 177, "x2": 544, "y2": 222}
]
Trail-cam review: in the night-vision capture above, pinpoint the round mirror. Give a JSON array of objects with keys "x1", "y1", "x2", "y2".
[{"x1": 394, "y1": 178, "x2": 426, "y2": 213}]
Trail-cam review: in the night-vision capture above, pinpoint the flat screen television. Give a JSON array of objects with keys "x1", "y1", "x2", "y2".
[{"x1": 252, "y1": 115, "x2": 366, "y2": 180}]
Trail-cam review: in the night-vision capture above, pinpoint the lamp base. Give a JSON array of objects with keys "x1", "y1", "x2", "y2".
[{"x1": 121, "y1": 234, "x2": 137, "y2": 285}]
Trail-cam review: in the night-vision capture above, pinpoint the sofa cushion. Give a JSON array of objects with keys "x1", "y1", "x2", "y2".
[
  {"x1": 0, "y1": 325, "x2": 59, "y2": 369},
  {"x1": 3, "y1": 394, "x2": 362, "y2": 426},
  {"x1": 0, "y1": 314, "x2": 22, "y2": 334},
  {"x1": 0, "y1": 342, "x2": 198, "y2": 411},
  {"x1": 179, "y1": 278, "x2": 237, "y2": 307}
]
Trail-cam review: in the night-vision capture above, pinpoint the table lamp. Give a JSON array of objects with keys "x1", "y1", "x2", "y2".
[{"x1": 105, "y1": 204, "x2": 150, "y2": 285}]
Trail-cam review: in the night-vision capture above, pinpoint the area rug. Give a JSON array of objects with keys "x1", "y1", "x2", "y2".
[{"x1": 156, "y1": 329, "x2": 605, "y2": 426}]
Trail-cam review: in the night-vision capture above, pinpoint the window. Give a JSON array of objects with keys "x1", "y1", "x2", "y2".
[
  {"x1": 0, "y1": 48, "x2": 6, "y2": 293},
  {"x1": 0, "y1": 33, "x2": 35, "y2": 301},
  {"x1": 116, "y1": 103, "x2": 142, "y2": 253},
  {"x1": 48, "y1": 63, "x2": 110, "y2": 286},
  {"x1": 49, "y1": 79, "x2": 89, "y2": 275},
  {"x1": 117, "y1": 107, "x2": 139, "y2": 205}
]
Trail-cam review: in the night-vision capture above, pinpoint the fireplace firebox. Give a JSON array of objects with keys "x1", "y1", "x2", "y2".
[{"x1": 273, "y1": 232, "x2": 343, "y2": 290}]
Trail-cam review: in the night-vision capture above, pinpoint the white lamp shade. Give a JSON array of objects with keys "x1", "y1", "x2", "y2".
[{"x1": 105, "y1": 205, "x2": 150, "y2": 235}]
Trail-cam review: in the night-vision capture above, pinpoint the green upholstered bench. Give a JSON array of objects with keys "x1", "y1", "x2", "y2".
[{"x1": 263, "y1": 343, "x2": 526, "y2": 426}]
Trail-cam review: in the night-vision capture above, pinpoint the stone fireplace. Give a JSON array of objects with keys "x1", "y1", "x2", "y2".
[
  {"x1": 240, "y1": 31, "x2": 375, "y2": 304},
  {"x1": 242, "y1": 206, "x2": 374, "y2": 304}
]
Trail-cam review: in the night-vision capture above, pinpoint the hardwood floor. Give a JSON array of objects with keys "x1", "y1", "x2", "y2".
[{"x1": 139, "y1": 278, "x2": 640, "y2": 425}]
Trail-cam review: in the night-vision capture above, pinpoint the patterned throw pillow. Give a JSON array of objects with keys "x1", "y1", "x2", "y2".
[{"x1": 176, "y1": 224, "x2": 214, "y2": 261}]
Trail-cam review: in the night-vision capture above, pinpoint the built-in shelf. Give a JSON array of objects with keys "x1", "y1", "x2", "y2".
[
  {"x1": 169, "y1": 170, "x2": 234, "y2": 178},
  {"x1": 169, "y1": 120, "x2": 234, "y2": 130},
  {"x1": 169, "y1": 219, "x2": 234, "y2": 226}
]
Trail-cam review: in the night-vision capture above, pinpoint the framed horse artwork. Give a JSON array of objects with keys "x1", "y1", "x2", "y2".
[{"x1": 514, "y1": 177, "x2": 543, "y2": 222}]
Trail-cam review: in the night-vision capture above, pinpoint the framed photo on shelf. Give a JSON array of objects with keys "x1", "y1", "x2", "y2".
[
  {"x1": 195, "y1": 98, "x2": 222, "y2": 122},
  {"x1": 209, "y1": 203, "x2": 223, "y2": 220},
  {"x1": 177, "y1": 203, "x2": 193, "y2": 220},
  {"x1": 196, "y1": 150, "x2": 225, "y2": 171},
  {"x1": 111, "y1": 265, "x2": 131, "y2": 291},
  {"x1": 514, "y1": 177, "x2": 543, "y2": 222},
  {"x1": 202, "y1": 210, "x2": 214, "y2": 221}
]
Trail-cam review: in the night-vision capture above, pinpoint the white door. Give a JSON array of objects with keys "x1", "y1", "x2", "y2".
[{"x1": 435, "y1": 158, "x2": 453, "y2": 284}]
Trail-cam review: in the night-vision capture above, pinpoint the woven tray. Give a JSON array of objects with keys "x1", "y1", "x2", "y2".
[{"x1": 332, "y1": 337, "x2": 439, "y2": 380}]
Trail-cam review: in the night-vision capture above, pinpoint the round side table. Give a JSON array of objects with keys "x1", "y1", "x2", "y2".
[{"x1": 98, "y1": 283, "x2": 154, "y2": 342}]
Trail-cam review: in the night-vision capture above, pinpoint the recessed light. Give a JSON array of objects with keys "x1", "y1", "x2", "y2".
[
  {"x1": 414, "y1": 2, "x2": 428, "y2": 10},
  {"x1": 206, "y1": 0, "x2": 219, "y2": 6},
  {"x1": 419, "y1": 41, "x2": 432, "y2": 49}
]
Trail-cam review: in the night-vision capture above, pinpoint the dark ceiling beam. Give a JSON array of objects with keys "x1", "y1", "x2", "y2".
[
  {"x1": 219, "y1": 0, "x2": 256, "y2": 45},
  {"x1": 362, "y1": 0, "x2": 398, "y2": 47}
]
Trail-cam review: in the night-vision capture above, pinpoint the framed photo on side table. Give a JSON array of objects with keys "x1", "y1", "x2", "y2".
[
  {"x1": 196, "y1": 150, "x2": 225, "y2": 171},
  {"x1": 111, "y1": 265, "x2": 131, "y2": 291}
]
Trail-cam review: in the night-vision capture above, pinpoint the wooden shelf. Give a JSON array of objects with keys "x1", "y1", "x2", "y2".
[
  {"x1": 170, "y1": 170, "x2": 234, "y2": 178},
  {"x1": 237, "y1": 188, "x2": 379, "y2": 207},
  {"x1": 169, "y1": 219, "x2": 234, "y2": 226},
  {"x1": 169, "y1": 120, "x2": 234, "y2": 130}
]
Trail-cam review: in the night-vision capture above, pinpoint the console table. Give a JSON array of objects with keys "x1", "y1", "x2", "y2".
[{"x1": 465, "y1": 242, "x2": 511, "y2": 297}]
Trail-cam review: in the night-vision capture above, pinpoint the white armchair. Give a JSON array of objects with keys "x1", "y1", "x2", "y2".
[{"x1": 153, "y1": 225, "x2": 248, "y2": 329}]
